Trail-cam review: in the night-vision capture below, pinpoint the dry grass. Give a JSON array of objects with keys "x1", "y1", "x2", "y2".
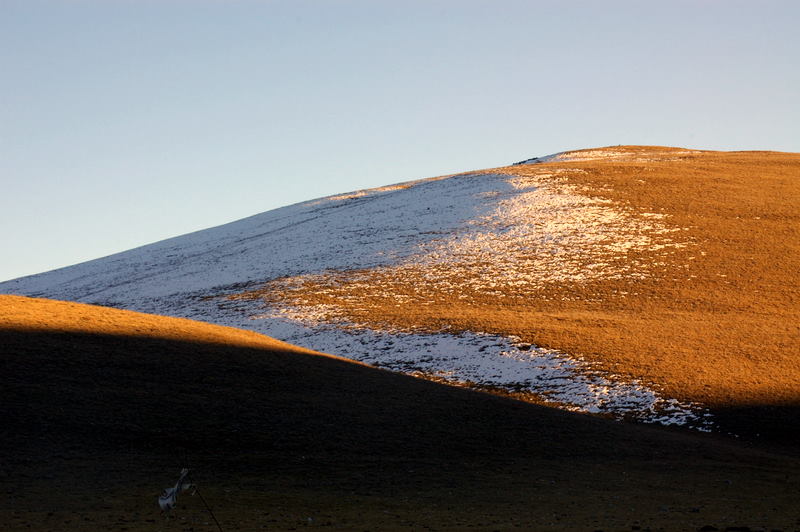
[
  {"x1": 4, "y1": 295, "x2": 800, "y2": 530},
  {"x1": 237, "y1": 146, "x2": 800, "y2": 440},
  {"x1": 0, "y1": 294, "x2": 363, "y2": 364}
]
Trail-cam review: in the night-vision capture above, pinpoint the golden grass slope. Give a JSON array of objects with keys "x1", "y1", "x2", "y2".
[
  {"x1": 0, "y1": 294, "x2": 320, "y2": 353},
  {"x1": 237, "y1": 146, "x2": 800, "y2": 440},
  {"x1": 500, "y1": 147, "x2": 800, "y2": 405},
  {"x1": 3, "y1": 295, "x2": 800, "y2": 530}
]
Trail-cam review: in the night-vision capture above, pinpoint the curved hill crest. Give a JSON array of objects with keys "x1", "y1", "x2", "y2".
[{"x1": 3, "y1": 144, "x2": 799, "y2": 439}]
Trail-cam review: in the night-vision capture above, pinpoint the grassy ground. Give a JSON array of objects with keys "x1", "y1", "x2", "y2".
[
  {"x1": 237, "y1": 146, "x2": 800, "y2": 444},
  {"x1": 2, "y1": 296, "x2": 800, "y2": 531}
]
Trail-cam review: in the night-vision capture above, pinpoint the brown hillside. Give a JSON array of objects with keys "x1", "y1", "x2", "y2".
[
  {"x1": 239, "y1": 146, "x2": 800, "y2": 442},
  {"x1": 3, "y1": 295, "x2": 800, "y2": 530},
  {"x1": 1, "y1": 293, "x2": 331, "y2": 357}
]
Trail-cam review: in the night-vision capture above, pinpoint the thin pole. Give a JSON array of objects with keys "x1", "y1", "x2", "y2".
[
  {"x1": 194, "y1": 487, "x2": 224, "y2": 532},
  {"x1": 181, "y1": 452, "x2": 224, "y2": 532}
]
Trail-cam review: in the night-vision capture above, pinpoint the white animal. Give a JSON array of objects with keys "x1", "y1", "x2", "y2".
[{"x1": 158, "y1": 468, "x2": 193, "y2": 512}]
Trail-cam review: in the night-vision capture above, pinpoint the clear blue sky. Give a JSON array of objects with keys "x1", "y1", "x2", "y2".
[{"x1": 2, "y1": 0, "x2": 798, "y2": 282}]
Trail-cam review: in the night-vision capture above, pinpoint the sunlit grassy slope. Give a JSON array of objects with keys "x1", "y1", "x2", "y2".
[
  {"x1": 2, "y1": 295, "x2": 800, "y2": 530},
  {"x1": 242, "y1": 146, "x2": 800, "y2": 441}
]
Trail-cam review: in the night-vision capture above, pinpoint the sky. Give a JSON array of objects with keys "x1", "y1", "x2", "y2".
[{"x1": 1, "y1": 0, "x2": 798, "y2": 283}]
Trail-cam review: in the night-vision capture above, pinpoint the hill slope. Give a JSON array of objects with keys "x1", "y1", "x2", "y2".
[
  {"x1": 2, "y1": 145, "x2": 798, "y2": 440},
  {"x1": 247, "y1": 146, "x2": 800, "y2": 441},
  {"x1": 2, "y1": 295, "x2": 800, "y2": 531}
]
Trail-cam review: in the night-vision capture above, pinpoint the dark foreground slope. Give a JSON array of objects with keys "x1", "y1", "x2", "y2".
[{"x1": 2, "y1": 296, "x2": 799, "y2": 531}]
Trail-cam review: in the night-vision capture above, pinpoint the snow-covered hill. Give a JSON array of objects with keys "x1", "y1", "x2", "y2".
[{"x1": 0, "y1": 148, "x2": 711, "y2": 429}]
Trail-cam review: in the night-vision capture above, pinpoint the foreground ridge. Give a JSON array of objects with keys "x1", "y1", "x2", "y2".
[{"x1": 3, "y1": 295, "x2": 800, "y2": 530}]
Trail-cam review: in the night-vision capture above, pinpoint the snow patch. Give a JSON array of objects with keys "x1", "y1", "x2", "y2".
[
  {"x1": 235, "y1": 301, "x2": 711, "y2": 429},
  {"x1": 270, "y1": 168, "x2": 689, "y2": 302}
]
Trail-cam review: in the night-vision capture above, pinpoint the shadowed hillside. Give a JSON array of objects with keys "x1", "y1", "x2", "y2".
[{"x1": 2, "y1": 296, "x2": 800, "y2": 531}]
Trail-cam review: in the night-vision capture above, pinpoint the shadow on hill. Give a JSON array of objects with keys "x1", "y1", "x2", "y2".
[
  {"x1": 1, "y1": 328, "x2": 662, "y2": 462},
  {"x1": 711, "y1": 403, "x2": 800, "y2": 450},
  {"x1": 4, "y1": 328, "x2": 800, "y2": 530},
  {"x1": 3, "y1": 327, "x2": 798, "y2": 464}
]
